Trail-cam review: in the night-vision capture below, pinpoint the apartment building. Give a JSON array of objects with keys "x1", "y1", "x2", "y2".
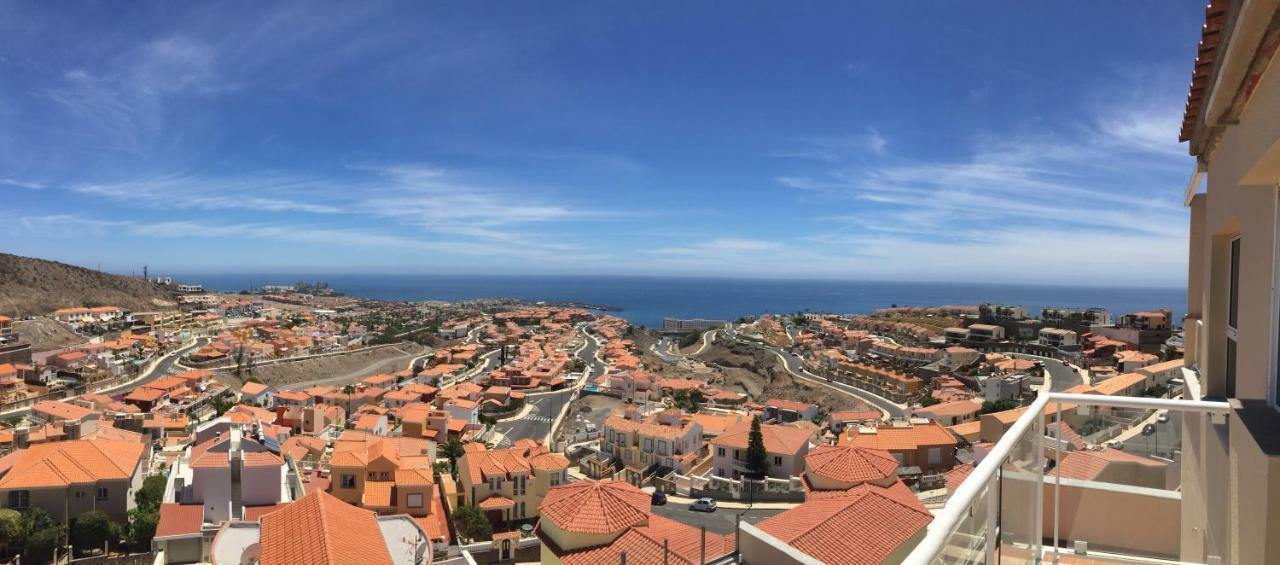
[
  {"x1": 710, "y1": 420, "x2": 811, "y2": 480},
  {"x1": 966, "y1": 323, "x2": 1005, "y2": 342},
  {"x1": 660, "y1": 317, "x2": 726, "y2": 332},
  {"x1": 593, "y1": 407, "x2": 704, "y2": 483},
  {"x1": 1039, "y1": 327, "x2": 1080, "y2": 349},
  {"x1": 1177, "y1": 6, "x2": 1280, "y2": 559},
  {"x1": 456, "y1": 440, "x2": 570, "y2": 528},
  {"x1": 1041, "y1": 307, "x2": 1114, "y2": 335}
]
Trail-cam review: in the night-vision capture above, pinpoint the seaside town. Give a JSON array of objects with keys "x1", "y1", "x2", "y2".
[
  {"x1": 7, "y1": 1, "x2": 1280, "y2": 564},
  {"x1": 0, "y1": 273, "x2": 1191, "y2": 564}
]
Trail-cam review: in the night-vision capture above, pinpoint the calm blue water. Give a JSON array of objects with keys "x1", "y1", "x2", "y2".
[{"x1": 173, "y1": 274, "x2": 1187, "y2": 329}]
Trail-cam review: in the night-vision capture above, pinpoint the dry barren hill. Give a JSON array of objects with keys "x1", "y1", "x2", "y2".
[{"x1": 0, "y1": 253, "x2": 178, "y2": 317}]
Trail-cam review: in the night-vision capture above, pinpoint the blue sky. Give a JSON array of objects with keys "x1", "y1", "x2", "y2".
[{"x1": 1, "y1": 2, "x2": 1202, "y2": 285}]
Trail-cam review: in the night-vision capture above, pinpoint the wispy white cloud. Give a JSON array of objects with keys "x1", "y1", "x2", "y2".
[
  {"x1": 1, "y1": 178, "x2": 44, "y2": 190},
  {"x1": 772, "y1": 128, "x2": 889, "y2": 161},
  {"x1": 648, "y1": 238, "x2": 782, "y2": 256}
]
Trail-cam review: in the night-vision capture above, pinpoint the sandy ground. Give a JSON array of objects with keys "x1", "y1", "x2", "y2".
[
  {"x1": 696, "y1": 340, "x2": 874, "y2": 413},
  {"x1": 16, "y1": 317, "x2": 88, "y2": 354},
  {"x1": 215, "y1": 343, "x2": 427, "y2": 389}
]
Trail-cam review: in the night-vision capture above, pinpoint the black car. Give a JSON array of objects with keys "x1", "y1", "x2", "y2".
[{"x1": 651, "y1": 490, "x2": 668, "y2": 506}]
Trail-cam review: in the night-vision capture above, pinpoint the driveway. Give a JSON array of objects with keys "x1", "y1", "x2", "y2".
[{"x1": 650, "y1": 503, "x2": 783, "y2": 536}]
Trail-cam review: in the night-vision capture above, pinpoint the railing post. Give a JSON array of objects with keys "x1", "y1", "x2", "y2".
[
  {"x1": 985, "y1": 471, "x2": 998, "y2": 563},
  {"x1": 1053, "y1": 401, "x2": 1062, "y2": 564},
  {"x1": 1034, "y1": 402, "x2": 1045, "y2": 561}
]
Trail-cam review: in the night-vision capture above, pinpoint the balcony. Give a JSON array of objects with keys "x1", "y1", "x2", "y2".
[{"x1": 905, "y1": 391, "x2": 1231, "y2": 564}]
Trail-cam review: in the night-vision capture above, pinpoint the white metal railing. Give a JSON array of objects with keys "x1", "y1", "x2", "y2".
[{"x1": 904, "y1": 390, "x2": 1231, "y2": 564}]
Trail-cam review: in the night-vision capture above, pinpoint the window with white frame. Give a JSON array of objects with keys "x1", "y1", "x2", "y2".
[{"x1": 407, "y1": 493, "x2": 423, "y2": 508}]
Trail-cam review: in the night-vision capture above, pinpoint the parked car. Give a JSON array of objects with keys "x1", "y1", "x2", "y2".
[
  {"x1": 1107, "y1": 440, "x2": 1125, "y2": 450},
  {"x1": 651, "y1": 491, "x2": 667, "y2": 506},
  {"x1": 1157, "y1": 413, "x2": 1170, "y2": 424},
  {"x1": 690, "y1": 498, "x2": 717, "y2": 512}
]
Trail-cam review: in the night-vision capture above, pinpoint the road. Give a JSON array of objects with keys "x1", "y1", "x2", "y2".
[
  {"x1": 100, "y1": 338, "x2": 210, "y2": 395},
  {"x1": 492, "y1": 326, "x2": 605, "y2": 446},
  {"x1": 725, "y1": 328, "x2": 908, "y2": 418},
  {"x1": 1, "y1": 338, "x2": 209, "y2": 419},
  {"x1": 1007, "y1": 352, "x2": 1084, "y2": 392},
  {"x1": 651, "y1": 503, "x2": 783, "y2": 535}
]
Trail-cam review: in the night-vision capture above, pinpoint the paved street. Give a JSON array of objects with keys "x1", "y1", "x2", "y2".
[
  {"x1": 651, "y1": 503, "x2": 784, "y2": 535},
  {"x1": 492, "y1": 326, "x2": 605, "y2": 446},
  {"x1": 728, "y1": 331, "x2": 909, "y2": 418}
]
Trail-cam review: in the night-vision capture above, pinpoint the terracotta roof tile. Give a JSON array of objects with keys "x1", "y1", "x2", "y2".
[
  {"x1": 538, "y1": 480, "x2": 650, "y2": 535},
  {"x1": 804, "y1": 444, "x2": 898, "y2": 486},
  {"x1": 757, "y1": 482, "x2": 932, "y2": 565},
  {"x1": 0, "y1": 439, "x2": 143, "y2": 489},
  {"x1": 258, "y1": 490, "x2": 393, "y2": 565}
]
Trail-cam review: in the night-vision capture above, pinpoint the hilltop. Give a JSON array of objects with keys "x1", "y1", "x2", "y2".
[{"x1": 0, "y1": 253, "x2": 178, "y2": 317}]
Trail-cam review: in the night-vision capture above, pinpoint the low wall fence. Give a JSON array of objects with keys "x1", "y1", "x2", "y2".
[{"x1": 691, "y1": 475, "x2": 805, "y2": 502}]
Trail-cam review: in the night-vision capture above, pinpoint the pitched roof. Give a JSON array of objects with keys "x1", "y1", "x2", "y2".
[
  {"x1": 31, "y1": 400, "x2": 97, "y2": 421},
  {"x1": 258, "y1": 490, "x2": 394, "y2": 565},
  {"x1": 844, "y1": 421, "x2": 959, "y2": 451},
  {"x1": 538, "y1": 480, "x2": 650, "y2": 535},
  {"x1": 757, "y1": 482, "x2": 933, "y2": 565},
  {"x1": 241, "y1": 382, "x2": 271, "y2": 396},
  {"x1": 551, "y1": 514, "x2": 735, "y2": 565},
  {"x1": 155, "y1": 503, "x2": 206, "y2": 539},
  {"x1": 711, "y1": 421, "x2": 811, "y2": 455},
  {"x1": 1056, "y1": 448, "x2": 1167, "y2": 481},
  {"x1": 0, "y1": 439, "x2": 144, "y2": 489},
  {"x1": 804, "y1": 444, "x2": 898, "y2": 486}
]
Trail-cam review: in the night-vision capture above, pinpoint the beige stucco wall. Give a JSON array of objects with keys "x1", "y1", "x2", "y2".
[
  {"x1": 1046, "y1": 479, "x2": 1181, "y2": 558},
  {"x1": 1184, "y1": 12, "x2": 1280, "y2": 565}
]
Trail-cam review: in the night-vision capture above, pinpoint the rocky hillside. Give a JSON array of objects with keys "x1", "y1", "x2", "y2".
[{"x1": 0, "y1": 253, "x2": 178, "y2": 317}]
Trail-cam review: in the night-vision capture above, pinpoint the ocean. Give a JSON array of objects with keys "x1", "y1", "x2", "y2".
[{"x1": 173, "y1": 274, "x2": 1188, "y2": 329}]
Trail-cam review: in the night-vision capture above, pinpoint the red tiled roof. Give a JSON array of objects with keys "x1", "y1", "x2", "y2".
[
  {"x1": 0, "y1": 439, "x2": 144, "y2": 489},
  {"x1": 155, "y1": 503, "x2": 205, "y2": 539},
  {"x1": 552, "y1": 514, "x2": 735, "y2": 565},
  {"x1": 757, "y1": 482, "x2": 933, "y2": 565},
  {"x1": 804, "y1": 444, "x2": 898, "y2": 486},
  {"x1": 712, "y1": 421, "x2": 811, "y2": 455},
  {"x1": 1056, "y1": 448, "x2": 1166, "y2": 482},
  {"x1": 258, "y1": 490, "x2": 393, "y2": 565},
  {"x1": 538, "y1": 480, "x2": 650, "y2": 535},
  {"x1": 1180, "y1": 0, "x2": 1231, "y2": 142}
]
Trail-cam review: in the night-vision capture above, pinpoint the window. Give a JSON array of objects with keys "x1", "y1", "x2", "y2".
[
  {"x1": 378, "y1": 471, "x2": 389, "y2": 480},
  {"x1": 927, "y1": 448, "x2": 941, "y2": 465},
  {"x1": 340, "y1": 475, "x2": 356, "y2": 489},
  {"x1": 643, "y1": 438, "x2": 653, "y2": 453},
  {"x1": 8, "y1": 490, "x2": 28, "y2": 509},
  {"x1": 517, "y1": 501, "x2": 526, "y2": 518},
  {"x1": 407, "y1": 493, "x2": 423, "y2": 508},
  {"x1": 551, "y1": 473, "x2": 560, "y2": 487},
  {"x1": 75, "y1": 491, "x2": 85, "y2": 499},
  {"x1": 367, "y1": 472, "x2": 376, "y2": 480},
  {"x1": 773, "y1": 456, "x2": 782, "y2": 466},
  {"x1": 514, "y1": 475, "x2": 526, "y2": 496},
  {"x1": 1228, "y1": 237, "x2": 1241, "y2": 398},
  {"x1": 657, "y1": 441, "x2": 667, "y2": 455},
  {"x1": 96, "y1": 487, "x2": 108, "y2": 501},
  {"x1": 716, "y1": 447, "x2": 725, "y2": 457}
]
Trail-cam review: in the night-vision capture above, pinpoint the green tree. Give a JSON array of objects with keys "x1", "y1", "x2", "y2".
[
  {"x1": 452, "y1": 505, "x2": 493, "y2": 542},
  {"x1": 341, "y1": 384, "x2": 356, "y2": 412},
  {"x1": 0, "y1": 509, "x2": 24, "y2": 556},
  {"x1": 127, "y1": 507, "x2": 158, "y2": 549},
  {"x1": 919, "y1": 396, "x2": 942, "y2": 407},
  {"x1": 441, "y1": 439, "x2": 465, "y2": 477},
  {"x1": 979, "y1": 399, "x2": 1019, "y2": 414},
  {"x1": 24, "y1": 526, "x2": 64, "y2": 565},
  {"x1": 71, "y1": 511, "x2": 114, "y2": 555},
  {"x1": 135, "y1": 475, "x2": 167, "y2": 512},
  {"x1": 745, "y1": 416, "x2": 769, "y2": 479}
]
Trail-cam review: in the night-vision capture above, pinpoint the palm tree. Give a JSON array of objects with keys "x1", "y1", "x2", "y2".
[
  {"x1": 341, "y1": 384, "x2": 356, "y2": 415},
  {"x1": 441, "y1": 439, "x2": 465, "y2": 478}
]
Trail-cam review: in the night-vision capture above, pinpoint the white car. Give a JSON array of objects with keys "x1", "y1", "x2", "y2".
[{"x1": 689, "y1": 498, "x2": 717, "y2": 512}]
